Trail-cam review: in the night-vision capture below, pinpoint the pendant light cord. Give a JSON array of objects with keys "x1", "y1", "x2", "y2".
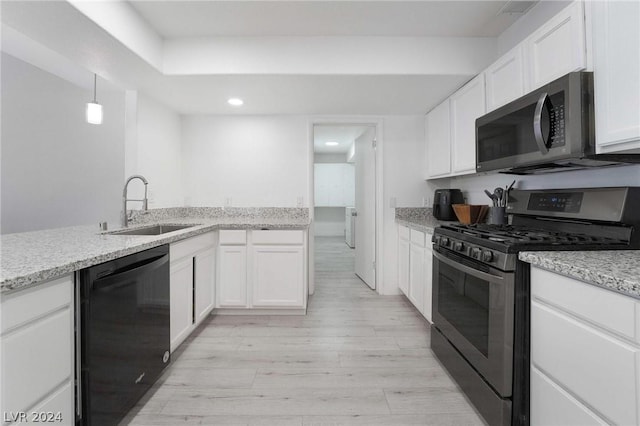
[{"x1": 93, "y1": 73, "x2": 97, "y2": 103}]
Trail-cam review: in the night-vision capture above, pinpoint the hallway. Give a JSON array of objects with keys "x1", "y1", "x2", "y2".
[{"x1": 124, "y1": 236, "x2": 484, "y2": 425}]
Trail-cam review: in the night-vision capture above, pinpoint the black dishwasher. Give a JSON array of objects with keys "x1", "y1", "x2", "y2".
[{"x1": 77, "y1": 245, "x2": 170, "y2": 426}]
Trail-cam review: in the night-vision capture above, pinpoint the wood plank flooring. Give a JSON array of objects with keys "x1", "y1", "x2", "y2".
[{"x1": 123, "y1": 236, "x2": 485, "y2": 426}]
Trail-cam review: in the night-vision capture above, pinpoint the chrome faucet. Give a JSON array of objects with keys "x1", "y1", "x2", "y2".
[{"x1": 122, "y1": 175, "x2": 149, "y2": 227}]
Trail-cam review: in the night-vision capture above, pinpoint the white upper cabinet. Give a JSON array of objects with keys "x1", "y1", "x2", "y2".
[
  {"x1": 526, "y1": 1, "x2": 586, "y2": 91},
  {"x1": 450, "y1": 74, "x2": 486, "y2": 175},
  {"x1": 425, "y1": 99, "x2": 452, "y2": 178},
  {"x1": 591, "y1": 0, "x2": 640, "y2": 153},
  {"x1": 485, "y1": 45, "x2": 525, "y2": 112}
]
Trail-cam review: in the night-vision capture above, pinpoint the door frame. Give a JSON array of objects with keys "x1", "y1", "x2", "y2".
[{"x1": 307, "y1": 117, "x2": 384, "y2": 295}]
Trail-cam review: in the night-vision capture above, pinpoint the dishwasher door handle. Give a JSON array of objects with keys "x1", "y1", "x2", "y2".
[{"x1": 93, "y1": 254, "x2": 168, "y2": 291}]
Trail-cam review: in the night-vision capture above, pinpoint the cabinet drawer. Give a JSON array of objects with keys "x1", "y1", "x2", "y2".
[
  {"x1": 1, "y1": 308, "x2": 72, "y2": 414},
  {"x1": 170, "y1": 231, "x2": 215, "y2": 261},
  {"x1": 531, "y1": 267, "x2": 639, "y2": 342},
  {"x1": 20, "y1": 382, "x2": 73, "y2": 426},
  {"x1": 252, "y1": 230, "x2": 304, "y2": 245},
  {"x1": 531, "y1": 366, "x2": 607, "y2": 426},
  {"x1": 531, "y1": 301, "x2": 639, "y2": 425},
  {"x1": 1, "y1": 275, "x2": 72, "y2": 333},
  {"x1": 398, "y1": 225, "x2": 410, "y2": 240},
  {"x1": 219, "y1": 230, "x2": 247, "y2": 245},
  {"x1": 410, "y1": 229, "x2": 425, "y2": 247}
]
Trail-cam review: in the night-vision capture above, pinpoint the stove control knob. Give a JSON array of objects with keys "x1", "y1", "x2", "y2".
[
  {"x1": 441, "y1": 237, "x2": 450, "y2": 247},
  {"x1": 453, "y1": 242, "x2": 464, "y2": 252},
  {"x1": 471, "y1": 248, "x2": 481, "y2": 259},
  {"x1": 434, "y1": 236, "x2": 441, "y2": 245},
  {"x1": 482, "y1": 250, "x2": 494, "y2": 262}
]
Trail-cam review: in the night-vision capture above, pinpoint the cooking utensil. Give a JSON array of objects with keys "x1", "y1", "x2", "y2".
[
  {"x1": 485, "y1": 189, "x2": 498, "y2": 206},
  {"x1": 494, "y1": 188, "x2": 504, "y2": 207}
]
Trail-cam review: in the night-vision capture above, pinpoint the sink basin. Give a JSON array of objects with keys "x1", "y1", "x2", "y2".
[{"x1": 109, "y1": 224, "x2": 196, "y2": 236}]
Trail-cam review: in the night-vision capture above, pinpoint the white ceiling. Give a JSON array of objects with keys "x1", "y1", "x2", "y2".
[
  {"x1": 0, "y1": 0, "x2": 535, "y2": 116},
  {"x1": 128, "y1": 1, "x2": 524, "y2": 38},
  {"x1": 314, "y1": 125, "x2": 371, "y2": 154}
]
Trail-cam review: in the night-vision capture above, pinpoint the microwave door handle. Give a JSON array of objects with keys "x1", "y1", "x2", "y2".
[
  {"x1": 533, "y1": 92, "x2": 550, "y2": 155},
  {"x1": 433, "y1": 250, "x2": 504, "y2": 282}
]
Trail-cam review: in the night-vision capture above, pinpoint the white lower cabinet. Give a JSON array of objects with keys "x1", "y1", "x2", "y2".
[
  {"x1": 397, "y1": 224, "x2": 433, "y2": 322},
  {"x1": 169, "y1": 231, "x2": 216, "y2": 352},
  {"x1": 169, "y1": 257, "x2": 194, "y2": 351},
  {"x1": 398, "y1": 226, "x2": 410, "y2": 296},
  {"x1": 1, "y1": 275, "x2": 74, "y2": 425},
  {"x1": 218, "y1": 245, "x2": 248, "y2": 307},
  {"x1": 423, "y1": 239, "x2": 433, "y2": 322},
  {"x1": 408, "y1": 240, "x2": 425, "y2": 313},
  {"x1": 530, "y1": 266, "x2": 640, "y2": 425},
  {"x1": 194, "y1": 247, "x2": 216, "y2": 322},
  {"x1": 217, "y1": 229, "x2": 308, "y2": 312},
  {"x1": 252, "y1": 245, "x2": 305, "y2": 307}
]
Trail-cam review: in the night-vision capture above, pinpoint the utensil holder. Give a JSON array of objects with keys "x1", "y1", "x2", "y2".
[{"x1": 488, "y1": 207, "x2": 506, "y2": 225}]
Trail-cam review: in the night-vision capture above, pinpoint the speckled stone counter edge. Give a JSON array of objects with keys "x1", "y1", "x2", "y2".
[
  {"x1": 395, "y1": 207, "x2": 451, "y2": 233},
  {"x1": 1, "y1": 208, "x2": 310, "y2": 294},
  {"x1": 519, "y1": 251, "x2": 640, "y2": 300}
]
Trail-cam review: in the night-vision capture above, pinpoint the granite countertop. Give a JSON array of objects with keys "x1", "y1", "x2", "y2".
[
  {"x1": 519, "y1": 251, "x2": 640, "y2": 300},
  {"x1": 394, "y1": 207, "x2": 452, "y2": 233},
  {"x1": 1, "y1": 208, "x2": 310, "y2": 294}
]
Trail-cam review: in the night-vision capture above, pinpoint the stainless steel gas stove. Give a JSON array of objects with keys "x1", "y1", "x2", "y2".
[{"x1": 430, "y1": 187, "x2": 640, "y2": 426}]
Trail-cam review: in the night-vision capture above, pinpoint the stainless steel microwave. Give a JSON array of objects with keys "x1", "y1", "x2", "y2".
[{"x1": 475, "y1": 72, "x2": 639, "y2": 174}]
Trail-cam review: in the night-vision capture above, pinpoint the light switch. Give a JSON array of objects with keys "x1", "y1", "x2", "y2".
[{"x1": 389, "y1": 197, "x2": 397, "y2": 208}]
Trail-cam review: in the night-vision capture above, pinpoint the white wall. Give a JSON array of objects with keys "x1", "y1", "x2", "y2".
[
  {"x1": 381, "y1": 115, "x2": 430, "y2": 295},
  {"x1": 314, "y1": 207, "x2": 346, "y2": 237},
  {"x1": 124, "y1": 93, "x2": 183, "y2": 208},
  {"x1": 181, "y1": 115, "x2": 309, "y2": 207},
  {"x1": 1, "y1": 53, "x2": 125, "y2": 233},
  {"x1": 450, "y1": 165, "x2": 640, "y2": 205}
]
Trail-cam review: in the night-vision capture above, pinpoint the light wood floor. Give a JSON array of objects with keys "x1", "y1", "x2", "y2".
[{"x1": 123, "y1": 236, "x2": 485, "y2": 425}]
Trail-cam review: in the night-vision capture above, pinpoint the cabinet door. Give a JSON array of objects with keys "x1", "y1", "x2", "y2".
[
  {"x1": 423, "y1": 241, "x2": 433, "y2": 323},
  {"x1": 252, "y1": 246, "x2": 305, "y2": 307},
  {"x1": 425, "y1": 100, "x2": 452, "y2": 178},
  {"x1": 217, "y1": 246, "x2": 248, "y2": 307},
  {"x1": 526, "y1": 1, "x2": 586, "y2": 91},
  {"x1": 170, "y1": 257, "x2": 194, "y2": 352},
  {"x1": 485, "y1": 45, "x2": 525, "y2": 112},
  {"x1": 450, "y1": 74, "x2": 485, "y2": 175},
  {"x1": 194, "y1": 247, "x2": 215, "y2": 325},
  {"x1": 1, "y1": 276, "x2": 74, "y2": 418},
  {"x1": 398, "y1": 236, "x2": 410, "y2": 296},
  {"x1": 408, "y1": 243, "x2": 425, "y2": 313},
  {"x1": 592, "y1": 0, "x2": 640, "y2": 153}
]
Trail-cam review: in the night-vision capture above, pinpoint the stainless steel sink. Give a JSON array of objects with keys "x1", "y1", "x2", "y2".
[{"x1": 109, "y1": 224, "x2": 196, "y2": 236}]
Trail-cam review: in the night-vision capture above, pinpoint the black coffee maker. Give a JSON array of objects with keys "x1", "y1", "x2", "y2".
[{"x1": 433, "y1": 189, "x2": 464, "y2": 221}]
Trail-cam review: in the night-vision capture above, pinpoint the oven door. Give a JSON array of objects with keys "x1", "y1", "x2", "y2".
[{"x1": 432, "y1": 247, "x2": 515, "y2": 397}]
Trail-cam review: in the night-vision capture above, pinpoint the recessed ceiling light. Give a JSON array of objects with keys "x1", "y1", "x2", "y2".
[
  {"x1": 228, "y1": 98, "x2": 244, "y2": 106},
  {"x1": 325, "y1": 141, "x2": 339, "y2": 146}
]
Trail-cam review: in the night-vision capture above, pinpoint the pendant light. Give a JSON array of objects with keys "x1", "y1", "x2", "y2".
[{"x1": 86, "y1": 73, "x2": 103, "y2": 125}]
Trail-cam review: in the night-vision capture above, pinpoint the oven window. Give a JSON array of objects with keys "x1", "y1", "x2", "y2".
[{"x1": 437, "y1": 261, "x2": 490, "y2": 356}]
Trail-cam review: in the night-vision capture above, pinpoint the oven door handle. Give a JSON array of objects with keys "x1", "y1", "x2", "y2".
[{"x1": 433, "y1": 250, "x2": 504, "y2": 282}]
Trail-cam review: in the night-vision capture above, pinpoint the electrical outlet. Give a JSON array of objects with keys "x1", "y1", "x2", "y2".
[
  {"x1": 389, "y1": 197, "x2": 397, "y2": 208},
  {"x1": 297, "y1": 196, "x2": 304, "y2": 207},
  {"x1": 225, "y1": 197, "x2": 232, "y2": 207}
]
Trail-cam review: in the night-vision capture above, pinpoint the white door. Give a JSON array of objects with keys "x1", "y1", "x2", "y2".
[{"x1": 354, "y1": 126, "x2": 376, "y2": 289}]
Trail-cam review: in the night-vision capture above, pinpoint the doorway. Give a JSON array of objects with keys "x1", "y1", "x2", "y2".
[{"x1": 311, "y1": 123, "x2": 377, "y2": 292}]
